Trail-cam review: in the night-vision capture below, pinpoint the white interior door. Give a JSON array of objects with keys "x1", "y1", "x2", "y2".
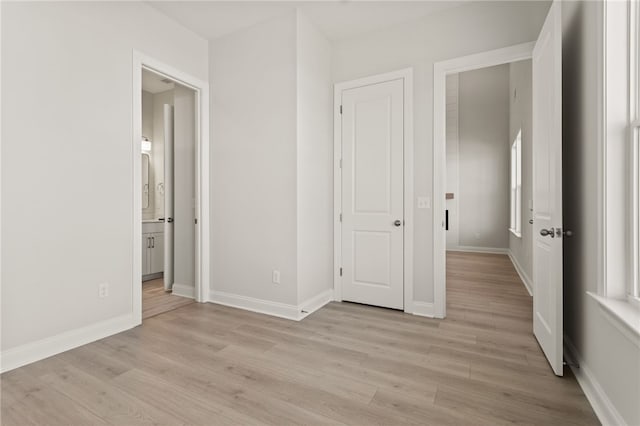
[
  {"x1": 532, "y1": 1, "x2": 563, "y2": 376},
  {"x1": 173, "y1": 85, "x2": 196, "y2": 292},
  {"x1": 341, "y1": 78, "x2": 404, "y2": 310},
  {"x1": 163, "y1": 104, "x2": 175, "y2": 292}
]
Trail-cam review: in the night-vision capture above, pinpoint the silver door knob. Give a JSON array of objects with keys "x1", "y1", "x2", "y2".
[
  {"x1": 540, "y1": 228, "x2": 555, "y2": 237},
  {"x1": 394, "y1": 220, "x2": 402, "y2": 227}
]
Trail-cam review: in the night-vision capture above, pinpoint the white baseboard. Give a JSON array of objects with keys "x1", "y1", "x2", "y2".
[
  {"x1": 209, "y1": 290, "x2": 301, "y2": 320},
  {"x1": 299, "y1": 289, "x2": 334, "y2": 319},
  {"x1": 209, "y1": 289, "x2": 334, "y2": 321},
  {"x1": 0, "y1": 313, "x2": 137, "y2": 373},
  {"x1": 507, "y1": 250, "x2": 533, "y2": 296},
  {"x1": 172, "y1": 283, "x2": 195, "y2": 299},
  {"x1": 564, "y1": 336, "x2": 627, "y2": 426},
  {"x1": 447, "y1": 246, "x2": 509, "y2": 255},
  {"x1": 412, "y1": 301, "x2": 435, "y2": 318}
]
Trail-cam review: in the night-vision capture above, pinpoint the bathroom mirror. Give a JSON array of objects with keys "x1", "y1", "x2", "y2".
[{"x1": 141, "y1": 153, "x2": 150, "y2": 209}]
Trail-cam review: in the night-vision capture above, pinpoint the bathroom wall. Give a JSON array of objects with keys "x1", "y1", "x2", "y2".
[{"x1": 142, "y1": 90, "x2": 155, "y2": 221}]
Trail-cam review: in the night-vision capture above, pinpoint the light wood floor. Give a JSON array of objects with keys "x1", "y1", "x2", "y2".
[
  {"x1": 143, "y1": 278, "x2": 194, "y2": 320},
  {"x1": 1, "y1": 252, "x2": 598, "y2": 425}
]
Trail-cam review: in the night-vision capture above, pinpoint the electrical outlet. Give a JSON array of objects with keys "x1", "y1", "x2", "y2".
[
  {"x1": 272, "y1": 270, "x2": 281, "y2": 284},
  {"x1": 99, "y1": 282, "x2": 109, "y2": 298}
]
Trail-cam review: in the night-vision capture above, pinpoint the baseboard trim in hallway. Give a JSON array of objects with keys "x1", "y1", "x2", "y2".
[
  {"x1": 507, "y1": 250, "x2": 533, "y2": 296},
  {"x1": 447, "y1": 246, "x2": 509, "y2": 254}
]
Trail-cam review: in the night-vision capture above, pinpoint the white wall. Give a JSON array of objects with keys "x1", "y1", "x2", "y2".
[
  {"x1": 210, "y1": 12, "x2": 299, "y2": 305},
  {"x1": 1, "y1": 2, "x2": 207, "y2": 354},
  {"x1": 445, "y1": 74, "x2": 460, "y2": 249},
  {"x1": 332, "y1": 1, "x2": 549, "y2": 303},
  {"x1": 173, "y1": 84, "x2": 196, "y2": 289},
  {"x1": 508, "y1": 59, "x2": 533, "y2": 282},
  {"x1": 296, "y1": 12, "x2": 333, "y2": 304},
  {"x1": 209, "y1": 11, "x2": 333, "y2": 310},
  {"x1": 562, "y1": 2, "x2": 640, "y2": 424},
  {"x1": 456, "y1": 64, "x2": 510, "y2": 250}
]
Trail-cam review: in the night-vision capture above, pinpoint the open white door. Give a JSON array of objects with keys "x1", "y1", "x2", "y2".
[
  {"x1": 163, "y1": 104, "x2": 175, "y2": 292},
  {"x1": 532, "y1": 1, "x2": 563, "y2": 376}
]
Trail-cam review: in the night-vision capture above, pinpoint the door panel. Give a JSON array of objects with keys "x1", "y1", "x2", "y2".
[
  {"x1": 341, "y1": 78, "x2": 404, "y2": 310},
  {"x1": 163, "y1": 105, "x2": 175, "y2": 292},
  {"x1": 353, "y1": 231, "x2": 392, "y2": 286},
  {"x1": 173, "y1": 85, "x2": 196, "y2": 290},
  {"x1": 532, "y1": 0, "x2": 563, "y2": 376}
]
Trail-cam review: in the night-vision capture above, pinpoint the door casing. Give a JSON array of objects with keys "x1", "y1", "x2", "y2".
[
  {"x1": 333, "y1": 68, "x2": 414, "y2": 314},
  {"x1": 432, "y1": 42, "x2": 535, "y2": 319},
  {"x1": 132, "y1": 51, "x2": 210, "y2": 325}
]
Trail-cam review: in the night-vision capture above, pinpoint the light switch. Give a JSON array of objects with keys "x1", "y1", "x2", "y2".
[{"x1": 417, "y1": 197, "x2": 430, "y2": 209}]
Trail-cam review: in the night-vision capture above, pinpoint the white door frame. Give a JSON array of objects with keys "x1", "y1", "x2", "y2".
[
  {"x1": 433, "y1": 42, "x2": 534, "y2": 318},
  {"x1": 333, "y1": 68, "x2": 414, "y2": 313},
  {"x1": 132, "y1": 50, "x2": 210, "y2": 325}
]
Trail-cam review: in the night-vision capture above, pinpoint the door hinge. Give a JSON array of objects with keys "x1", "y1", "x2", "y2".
[
  {"x1": 339, "y1": 213, "x2": 342, "y2": 222},
  {"x1": 339, "y1": 105, "x2": 343, "y2": 114},
  {"x1": 339, "y1": 158, "x2": 342, "y2": 169},
  {"x1": 195, "y1": 218, "x2": 198, "y2": 225},
  {"x1": 340, "y1": 267, "x2": 343, "y2": 276}
]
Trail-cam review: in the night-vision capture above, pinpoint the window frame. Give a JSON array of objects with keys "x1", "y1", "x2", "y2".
[{"x1": 509, "y1": 129, "x2": 522, "y2": 238}]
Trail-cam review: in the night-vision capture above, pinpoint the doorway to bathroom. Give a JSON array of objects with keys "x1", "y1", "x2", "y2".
[{"x1": 133, "y1": 52, "x2": 210, "y2": 323}]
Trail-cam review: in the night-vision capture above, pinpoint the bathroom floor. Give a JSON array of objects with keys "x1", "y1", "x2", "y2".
[{"x1": 142, "y1": 278, "x2": 194, "y2": 320}]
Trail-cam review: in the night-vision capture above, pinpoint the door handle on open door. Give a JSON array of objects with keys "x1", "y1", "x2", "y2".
[
  {"x1": 540, "y1": 228, "x2": 555, "y2": 238},
  {"x1": 394, "y1": 220, "x2": 402, "y2": 227}
]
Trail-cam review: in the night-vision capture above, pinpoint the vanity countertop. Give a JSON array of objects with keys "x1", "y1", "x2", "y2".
[{"x1": 142, "y1": 221, "x2": 164, "y2": 234}]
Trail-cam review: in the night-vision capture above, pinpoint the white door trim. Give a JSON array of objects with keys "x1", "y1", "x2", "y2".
[
  {"x1": 333, "y1": 68, "x2": 414, "y2": 313},
  {"x1": 132, "y1": 50, "x2": 210, "y2": 326},
  {"x1": 433, "y1": 42, "x2": 534, "y2": 318}
]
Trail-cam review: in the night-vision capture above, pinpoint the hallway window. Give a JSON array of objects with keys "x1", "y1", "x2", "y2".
[{"x1": 510, "y1": 130, "x2": 522, "y2": 237}]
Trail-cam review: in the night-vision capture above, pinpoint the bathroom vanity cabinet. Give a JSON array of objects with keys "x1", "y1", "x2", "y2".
[{"x1": 142, "y1": 222, "x2": 164, "y2": 280}]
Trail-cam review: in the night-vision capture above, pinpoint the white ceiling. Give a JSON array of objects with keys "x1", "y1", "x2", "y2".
[
  {"x1": 148, "y1": 1, "x2": 467, "y2": 42},
  {"x1": 142, "y1": 69, "x2": 175, "y2": 94}
]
